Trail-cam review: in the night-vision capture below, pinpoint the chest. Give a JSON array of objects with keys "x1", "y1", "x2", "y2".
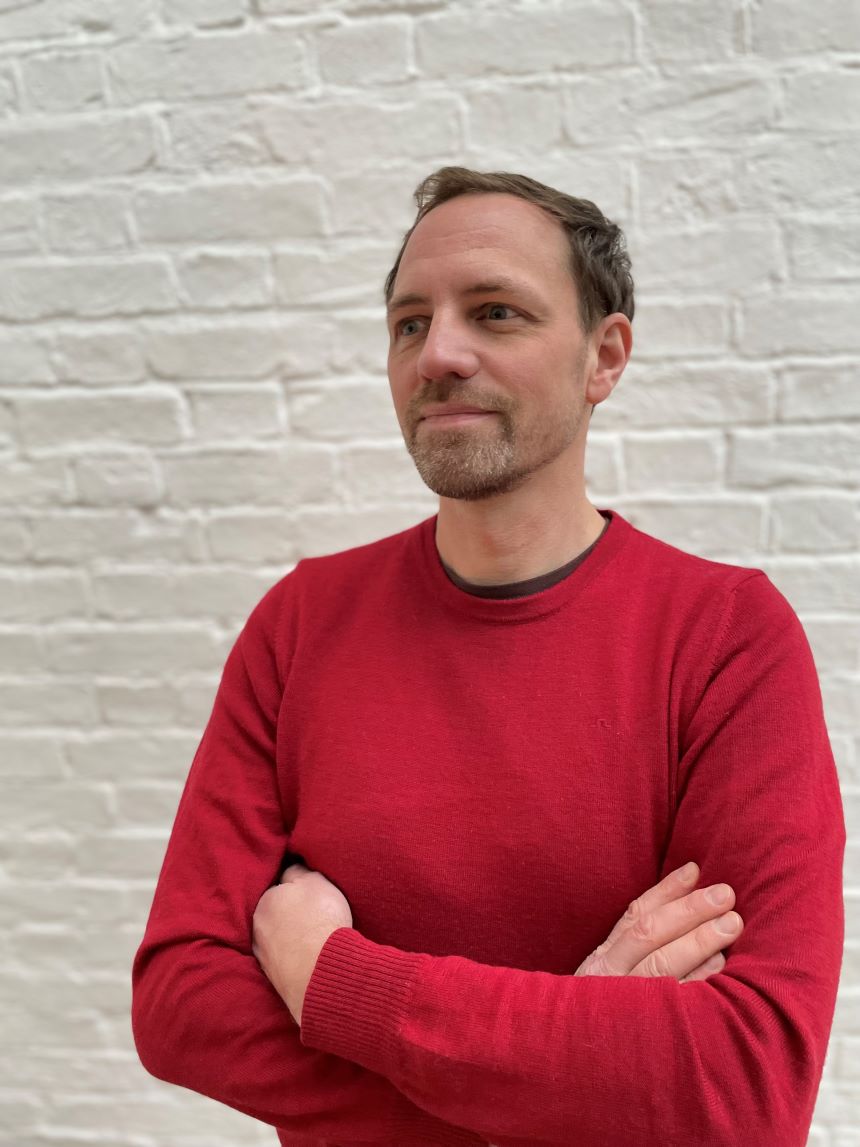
[{"x1": 276, "y1": 624, "x2": 677, "y2": 972}]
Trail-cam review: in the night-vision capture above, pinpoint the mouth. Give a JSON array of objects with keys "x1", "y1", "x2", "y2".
[{"x1": 420, "y1": 411, "x2": 498, "y2": 426}]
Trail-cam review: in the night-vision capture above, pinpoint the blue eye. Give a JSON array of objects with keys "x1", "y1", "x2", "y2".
[
  {"x1": 399, "y1": 318, "x2": 423, "y2": 336},
  {"x1": 485, "y1": 304, "x2": 514, "y2": 320}
]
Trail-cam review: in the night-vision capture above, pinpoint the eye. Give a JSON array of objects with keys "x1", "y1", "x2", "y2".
[
  {"x1": 396, "y1": 317, "x2": 425, "y2": 337},
  {"x1": 482, "y1": 303, "x2": 516, "y2": 321}
]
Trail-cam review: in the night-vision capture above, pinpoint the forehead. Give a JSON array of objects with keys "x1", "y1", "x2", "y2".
[{"x1": 395, "y1": 193, "x2": 571, "y2": 288}]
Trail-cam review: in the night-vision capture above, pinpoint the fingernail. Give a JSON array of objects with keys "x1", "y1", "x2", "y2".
[
  {"x1": 715, "y1": 911, "x2": 741, "y2": 934},
  {"x1": 678, "y1": 862, "x2": 697, "y2": 883},
  {"x1": 706, "y1": 884, "x2": 731, "y2": 906}
]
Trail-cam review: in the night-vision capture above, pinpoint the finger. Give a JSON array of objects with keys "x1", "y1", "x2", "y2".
[
  {"x1": 599, "y1": 862, "x2": 701, "y2": 950},
  {"x1": 679, "y1": 951, "x2": 726, "y2": 985},
  {"x1": 600, "y1": 883, "x2": 739, "y2": 975},
  {"x1": 631, "y1": 912, "x2": 743, "y2": 980},
  {"x1": 279, "y1": 863, "x2": 309, "y2": 883}
]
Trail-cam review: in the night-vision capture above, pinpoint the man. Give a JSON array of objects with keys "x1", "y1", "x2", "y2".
[{"x1": 132, "y1": 167, "x2": 845, "y2": 1146}]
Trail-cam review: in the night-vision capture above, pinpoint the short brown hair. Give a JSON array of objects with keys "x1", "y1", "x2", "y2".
[{"x1": 383, "y1": 166, "x2": 635, "y2": 332}]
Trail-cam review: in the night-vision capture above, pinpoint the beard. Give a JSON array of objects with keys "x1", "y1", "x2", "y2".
[{"x1": 403, "y1": 377, "x2": 587, "y2": 502}]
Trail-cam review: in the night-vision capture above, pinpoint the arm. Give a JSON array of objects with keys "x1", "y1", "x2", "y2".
[
  {"x1": 298, "y1": 573, "x2": 846, "y2": 1147},
  {"x1": 131, "y1": 575, "x2": 484, "y2": 1146}
]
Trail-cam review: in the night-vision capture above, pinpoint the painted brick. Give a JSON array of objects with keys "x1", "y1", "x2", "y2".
[
  {"x1": 752, "y1": 0, "x2": 860, "y2": 54},
  {"x1": 205, "y1": 510, "x2": 302, "y2": 563},
  {"x1": 109, "y1": 30, "x2": 309, "y2": 103},
  {"x1": 91, "y1": 568, "x2": 276, "y2": 621},
  {"x1": 65, "y1": 731, "x2": 202, "y2": 780},
  {"x1": 316, "y1": 17, "x2": 411, "y2": 86},
  {"x1": 779, "y1": 367, "x2": 860, "y2": 422},
  {"x1": 0, "y1": 680, "x2": 98, "y2": 725},
  {"x1": 629, "y1": 300, "x2": 731, "y2": 359},
  {"x1": 287, "y1": 380, "x2": 401, "y2": 440},
  {"x1": 0, "y1": 61, "x2": 17, "y2": 113},
  {"x1": 54, "y1": 329, "x2": 146, "y2": 385},
  {"x1": 729, "y1": 426, "x2": 860, "y2": 488},
  {"x1": 620, "y1": 499, "x2": 766, "y2": 556},
  {"x1": 0, "y1": 115, "x2": 157, "y2": 185},
  {"x1": 770, "y1": 493, "x2": 859, "y2": 553},
  {"x1": 161, "y1": 444, "x2": 337, "y2": 507},
  {"x1": 0, "y1": 196, "x2": 40, "y2": 255},
  {"x1": 782, "y1": 71, "x2": 860, "y2": 131},
  {"x1": 162, "y1": 0, "x2": 248, "y2": 28},
  {"x1": 142, "y1": 317, "x2": 334, "y2": 379},
  {"x1": 744, "y1": 138, "x2": 860, "y2": 211},
  {"x1": 638, "y1": 151, "x2": 740, "y2": 225},
  {"x1": 416, "y1": 5, "x2": 634, "y2": 76},
  {"x1": 15, "y1": 388, "x2": 185, "y2": 449},
  {"x1": 630, "y1": 223, "x2": 783, "y2": 293},
  {"x1": 0, "y1": 333, "x2": 54, "y2": 384},
  {"x1": 30, "y1": 510, "x2": 205, "y2": 564},
  {"x1": 787, "y1": 219, "x2": 860, "y2": 282},
  {"x1": 622, "y1": 431, "x2": 724, "y2": 489},
  {"x1": 0, "y1": 0, "x2": 156, "y2": 43},
  {"x1": 186, "y1": 384, "x2": 285, "y2": 440},
  {"x1": 0, "y1": 570, "x2": 90, "y2": 622},
  {"x1": 261, "y1": 96, "x2": 462, "y2": 168},
  {"x1": 741, "y1": 294, "x2": 860, "y2": 355},
  {"x1": 467, "y1": 86, "x2": 564, "y2": 154},
  {"x1": 164, "y1": 101, "x2": 274, "y2": 171},
  {"x1": 42, "y1": 191, "x2": 131, "y2": 254},
  {"x1": 175, "y1": 250, "x2": 272, "y2": 308},
  {"x1": 0, "y1": 733, "x2": 64, "y2": 777},
  {"x1": 72, "y1": 453, "x2": 162, "y2": 507},
  {"x1": 134, "y1": 178, "x2": 326, "y2": 242},
  {"x1": 0, "y1": 457, "x2": 72, "y2": 507},
  {"x1": 44, "y1": 625, "x2": 223, "y2": 676},
  {"x1": 641, "y1": 0, "x2": 737, "y2": 62},
  {"x1": 756, "y1": 557, "x2": 860, "y2": 612},
  {"x1": 21, "y1": 51, "x2": 104, "y2": 113},
  {"x1": 603, "y1": 363, "x2": 773, "y2": 429},
  {"x1": 273, "y1": 244, "x2": 393, "y2": 305},
  {"x1": 0, "y1": 259, "x2": 177, "y2": 321}
]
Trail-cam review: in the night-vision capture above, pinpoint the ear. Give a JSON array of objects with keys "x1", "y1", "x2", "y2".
[{"x1": 585, "y1": 313, "x2": 632, "y2": 410}]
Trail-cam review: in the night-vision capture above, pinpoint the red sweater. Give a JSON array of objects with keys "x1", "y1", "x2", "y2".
[{"x1": 132, "y1": 508, "x2": 845, "y2": 1147}]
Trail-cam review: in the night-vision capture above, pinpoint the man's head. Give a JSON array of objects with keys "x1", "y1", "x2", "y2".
[
  {"x1": 384, "y1": 166, "x2": 634, "y2": 336},
  {"x1": 385, "y1": 166, "x2": 634, "y2": 502}
]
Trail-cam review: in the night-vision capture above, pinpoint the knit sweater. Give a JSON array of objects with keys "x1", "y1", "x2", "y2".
[{"x1": 131, "y1": 507, "x2": 846, "y2": 1147}]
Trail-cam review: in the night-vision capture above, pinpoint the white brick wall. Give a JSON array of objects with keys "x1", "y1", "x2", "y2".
[{"x1": 0, "y1": 0, "x2": 857, "y2": 1143}]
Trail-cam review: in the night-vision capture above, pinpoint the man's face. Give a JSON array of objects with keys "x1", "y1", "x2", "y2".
[{"x1": 386, "y1": 192, "x2": 594, "y2": 501}]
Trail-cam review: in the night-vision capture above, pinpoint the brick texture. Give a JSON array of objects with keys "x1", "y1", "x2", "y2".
[{"x1": 0, "y1": 1, "x2": 857, "y2": 1144}]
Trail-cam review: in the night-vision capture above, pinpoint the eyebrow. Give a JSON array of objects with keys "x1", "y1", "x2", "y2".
[{"x1": 386, "y1": 277, "x2": 541, "y2": 316}]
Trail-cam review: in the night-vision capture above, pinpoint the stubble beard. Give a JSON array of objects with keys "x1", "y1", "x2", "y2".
[{"x1": 405, "y1": 396, "x2": 585, "y2": 502}]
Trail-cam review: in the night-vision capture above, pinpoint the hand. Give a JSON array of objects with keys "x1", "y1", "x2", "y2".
[
  {"x1": 575, "y1": 862, "x2": 743, "y2": 985},
  {"x1": 252, "y1": 863, "x2": 353, "y2": 1025}
]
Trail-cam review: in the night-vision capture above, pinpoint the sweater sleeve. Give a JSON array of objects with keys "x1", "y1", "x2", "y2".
[
  {"x1": 131, "y1": 575, "x2": 484, "y2": 1147},
  {"x1": 298, "y1": 572, "x2": 846, "y2": 1147}
]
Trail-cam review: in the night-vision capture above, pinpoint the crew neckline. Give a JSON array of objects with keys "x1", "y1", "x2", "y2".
[
  {"x1": 412, "y1": 507, "x2": 633, "y2": 623},
  {"x1": 439, "y1": 513, "x2": 610, "y2": 598}
]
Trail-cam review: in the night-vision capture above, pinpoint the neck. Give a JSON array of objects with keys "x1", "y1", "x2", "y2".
[{"x1": 434, "y1": 486, "x2": 605, "y2": 587}]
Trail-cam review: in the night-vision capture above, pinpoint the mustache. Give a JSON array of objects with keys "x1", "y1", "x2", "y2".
[{"x1": 409, "y1": 387, "x2": 510, "y2": 418}]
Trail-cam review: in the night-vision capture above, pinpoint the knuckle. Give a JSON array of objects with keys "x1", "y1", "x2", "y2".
[
  {"x1": 622, "y1": 897, "x2": 642, "y2": 925},
  {"x1": 629, "y1": 912, "x2": 657, "y2": 943},
  {"x1": 639, "y1": 949, "x2": 672, "y2": 978}
]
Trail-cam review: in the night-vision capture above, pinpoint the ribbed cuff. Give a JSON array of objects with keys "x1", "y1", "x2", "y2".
[{"x1": 299, "y1": 927, "x2": 423, "y2": 1075}]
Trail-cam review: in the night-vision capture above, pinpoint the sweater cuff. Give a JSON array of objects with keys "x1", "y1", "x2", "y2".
[{"x1": 299, "y1": 927, "x2": 423, "y2": 1074}]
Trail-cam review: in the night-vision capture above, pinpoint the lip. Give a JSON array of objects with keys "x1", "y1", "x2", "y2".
[
  {"x1": 420, "y1": 411, "x2": 497, "y2": 426},
  {"x1": 420, "y1": 405, "x2": 496, "y2": 419}
]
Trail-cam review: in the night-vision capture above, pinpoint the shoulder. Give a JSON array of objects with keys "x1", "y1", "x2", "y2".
[{"x1": 238, "y1": 515, "x2": 430, "y2": 648}]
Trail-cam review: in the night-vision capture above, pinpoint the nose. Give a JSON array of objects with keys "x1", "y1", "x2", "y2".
[{"x1": 416, "y1": 312, "x2": 480, "y2": 383}]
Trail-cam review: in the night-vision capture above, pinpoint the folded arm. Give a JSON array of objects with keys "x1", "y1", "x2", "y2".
[{"x1": 131, "y1": 576, "x2": 483, "y2": 1146}]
